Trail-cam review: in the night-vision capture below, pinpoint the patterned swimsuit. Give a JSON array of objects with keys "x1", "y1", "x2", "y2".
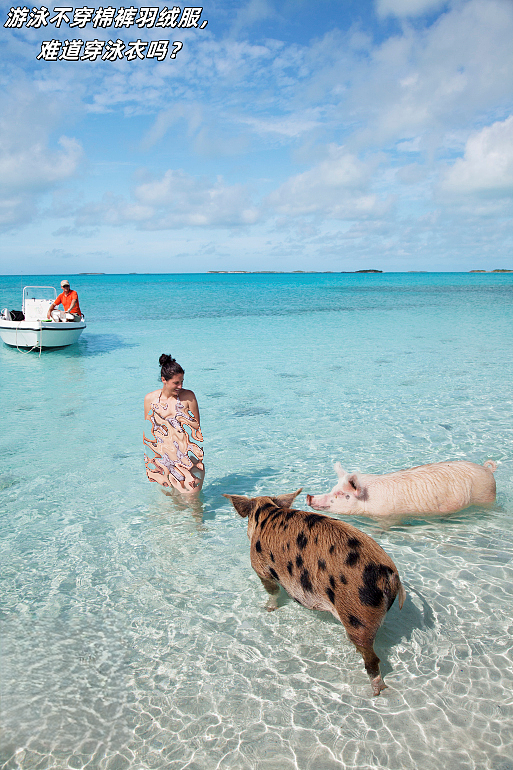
[{"x1": 144, "y1": 392, "x2": 204, "y2": 491}]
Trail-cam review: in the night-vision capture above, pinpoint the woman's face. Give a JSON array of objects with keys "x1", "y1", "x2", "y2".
[{"x1": 162, "y1": 374, "x2": 184, "y2": 396}]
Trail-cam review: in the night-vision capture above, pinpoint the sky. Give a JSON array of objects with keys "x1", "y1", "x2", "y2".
[{"x1": 1, "y1": 0, "x2": 513, "y2": 273}]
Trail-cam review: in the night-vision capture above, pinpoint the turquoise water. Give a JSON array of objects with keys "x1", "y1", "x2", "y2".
[{"x1": 1, "y1": 272, "x2": 512, "y2": 770}]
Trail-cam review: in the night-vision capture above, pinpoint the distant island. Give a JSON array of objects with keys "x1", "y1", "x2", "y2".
[
  {"x1": 204, "y1": 269, "x2": 513, "y2": 275},
  {"x1": 78, "y1": 272, "x2": 105, "y2": 275},
  {"x1": 208, "y1": 269, "x2": 384, "y2": 274}
]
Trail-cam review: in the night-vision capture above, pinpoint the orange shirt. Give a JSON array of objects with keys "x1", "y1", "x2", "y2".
[{"x1": 55, "y1": 290, "x2": 81, "y2": 316}]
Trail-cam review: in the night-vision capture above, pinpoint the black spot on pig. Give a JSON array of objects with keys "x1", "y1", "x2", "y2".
[
  {"x1": 297, "y1": 532, "x2": 308, "y2": 550},
  {"x1": 329, "y1": 574, "x2": 336, "y2": 589},
  {"x1": 318, "y1": 559, "x2": 327, "y2": 571},
  {"x1": 296, "y1": 554, "x2": 303, "y2": 569},
  {"x1": 269, "y1": 568, "x2": 279, "y2": 581},
  {"x1": 347, "y1": 538, "x2": 361, "y2": 549},
  {"x1": 255, "y1": 540, "x2": 262, "y2": 553},
  {"x1": 346, "y1": 551, "x2": 359, "y2": 567},
  {"x1": 340, "y1": 573, "x2": 347, "y2": 585},
  {"x1": 349, "y1": 615, "x2": 364, "y2": 628},
  {"x1": 287, "y1": 561, "x2": 293, "y2": 575},
  {"x1": 305, "y1": 514, "x2": 324, "y2": 529},
  {"x1": 326, "y1": 587, "x2": 335, "y2": 604},
  {"x1": 329, "y1": 544, "x2": 336, "y2": 555},
  {"x1": 359, "y1": 562, "x2": 395, "y2": 607},
  {"x1": 300, "y1": 569, "x2": 313, "y2": 592},
  {"x1": 270, "y1": 551, "x2": 275, "y2": 563},
  {"x1": 285, "y1": 511, "x2": 295, "y2": 521}
]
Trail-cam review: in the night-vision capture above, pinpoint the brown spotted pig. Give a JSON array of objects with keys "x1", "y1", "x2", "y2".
[{"x1": 224, "y1": 489, "x2": 405, "y2": 696}]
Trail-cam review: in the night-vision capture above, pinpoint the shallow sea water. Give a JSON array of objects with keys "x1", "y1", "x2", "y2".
[{"x1": 1, "y1": 272, "x2": 512, "y2": 770}]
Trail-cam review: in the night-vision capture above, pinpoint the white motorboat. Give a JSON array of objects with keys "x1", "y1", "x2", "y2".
[{"x1": 0, "y1": 286, "x2": 86, "y2": 350}]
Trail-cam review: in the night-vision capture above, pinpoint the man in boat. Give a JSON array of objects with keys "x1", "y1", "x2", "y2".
[{"x1": 47, "y1": 280, "x2": 82, "y2": 322}]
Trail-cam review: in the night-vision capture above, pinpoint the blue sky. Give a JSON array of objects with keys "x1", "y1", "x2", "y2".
[{"x1": 1, "y1": 0, "x2": 512, "y2": 273}]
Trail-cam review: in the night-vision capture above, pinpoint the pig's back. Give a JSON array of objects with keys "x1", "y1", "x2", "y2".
[
  {"x1": 251, "y1": 510, "x2": 401, "y2": 616},
  {"x1": 381, "y1": 461, "x2": 496, "y2": 512}
]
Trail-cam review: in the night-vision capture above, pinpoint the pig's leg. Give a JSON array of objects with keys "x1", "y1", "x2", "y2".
[
  {"x1": 258, "y1": 575, "x2": 280, "y2": 611},
  {"x1": 360, "y1": 645, "x2": 386, "y2": 696},
  {"x1": 347, "y1": 632, "x2": 386, "y2": 696}
]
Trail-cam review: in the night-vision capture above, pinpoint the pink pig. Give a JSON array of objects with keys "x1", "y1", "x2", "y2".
[{"x1": 306, "y1": 460, "x2": 497, "y2": 516}]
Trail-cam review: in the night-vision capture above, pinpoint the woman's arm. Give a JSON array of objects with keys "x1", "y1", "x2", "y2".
[
  {"x1": 185, "y1": 391, "x2": 201, "y2": 426},
  {"x1": 144, "y1": 392, "x2": 154, "y2": 419}
]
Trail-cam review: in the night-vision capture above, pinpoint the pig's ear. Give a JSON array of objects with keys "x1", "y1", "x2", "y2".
[
  {"x1": 340, "y1": 474, "x2": 364, "y2": 498},
  {"x1": 334, "y1": 462, "x2": 346, "y2": 478},
  {"x1": 271, "y1": 488, "x2": 302, "y2": 509},
  {"x1": 223, "y1": 494, "x2": 252, "y2": 518}
]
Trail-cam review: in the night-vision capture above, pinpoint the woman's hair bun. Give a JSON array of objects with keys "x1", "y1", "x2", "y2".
[{"x1": 159, "y1": 353, "x2": 184, "y2": 380}]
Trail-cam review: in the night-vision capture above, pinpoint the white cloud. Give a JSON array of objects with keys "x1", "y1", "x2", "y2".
[
  {"x1": 376, "y1": 0, "x2": 449, "y2": 18},
  {"x1": 2, "y1": 0, "x2": 512, "y2": 267},
  {"x1": 73, "y1": 170, "x2": 260, "y2": 230},
  {"x1": 229, "y1": 0, "x2": 275, "y2": 38},
  {"x1": 237, "y1": 110, "x2": 323, "y2": 140},
  {"x1": 0, "y1": 86, "x2": 83, "y2": 229},
  {"x1": 0, "y1": 136, "x2": 82, "y2": 192},
  {"x1": 266, "y1": 145, "x2": 390, "y2": 219},
  {"x1": 141, "y1": 104, "x2": 204, "y2": 150},
  {"x1": 441, "y1": 115, "x2": 513, "y2": 194},
  {"x1": 134, "y1": 170, "x2": 260, "y2": 227},
  {"x1": 342, "y1": 0, "x2": 513, "y2": 151}
]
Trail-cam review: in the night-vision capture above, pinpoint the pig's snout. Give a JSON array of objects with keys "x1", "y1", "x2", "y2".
[{"x1": 306, "y1": 493, "x2": 328, "y2": 510}]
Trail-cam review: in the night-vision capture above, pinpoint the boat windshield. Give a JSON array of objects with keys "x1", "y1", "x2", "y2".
[{"x1": 23, "y1": 286, "x2": 58, "y2": 303}]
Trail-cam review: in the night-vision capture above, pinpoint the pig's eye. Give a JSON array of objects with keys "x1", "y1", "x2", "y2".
[{"x1": 346, "y1": 495, "x2": 350, "y2": 499}]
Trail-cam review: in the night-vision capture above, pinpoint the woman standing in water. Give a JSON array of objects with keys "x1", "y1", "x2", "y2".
[{"x1": 144, "y1": 354, "x2": 205, "y2": 494}]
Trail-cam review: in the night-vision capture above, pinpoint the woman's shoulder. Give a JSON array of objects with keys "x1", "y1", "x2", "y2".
[
  {"x1": 145, "y1": 388, "x2": 161, "y2": 402},
  {"x1": 179, "y1": 388, "x2": 196, "y2": 402}
]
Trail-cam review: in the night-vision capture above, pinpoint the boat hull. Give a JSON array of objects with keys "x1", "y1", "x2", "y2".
[{"x1": 0, "y1": 320, "x2": 86, "y2": 349}]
